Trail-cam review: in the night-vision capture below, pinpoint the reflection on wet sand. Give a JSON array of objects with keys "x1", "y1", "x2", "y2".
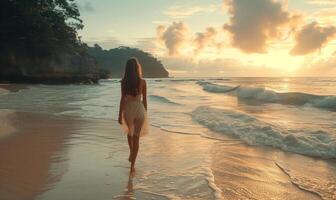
[
  {"x1": 118, "y1": 174, "x2": 134, "y2": 200},
  {"x1": 1, "y1": 109, "x2": 334, "y2": 200},
  {"x1": 0, "y1": 112, "x2": 71, "y2": 200},
  {"x1": 210, "y1": 140, "x2": 324, "y2": 200}
]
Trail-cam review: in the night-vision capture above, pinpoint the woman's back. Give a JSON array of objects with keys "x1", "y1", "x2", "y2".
[
  {"x1": 125, "y1": 93, "x2": 142, "y2": 102},
  {"x1": 121, "y1": 78, "x2": 148, "y2": 137},
  {"x1": 118, "y1": 57, "x2": 148, "y2": 173}
]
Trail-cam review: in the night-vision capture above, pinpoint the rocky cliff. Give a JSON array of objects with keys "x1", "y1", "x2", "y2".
[
  {"x1": 0, "y1": 53, "x2": 99, "y2": 84},
  {"x1": 0, "y1": 0, "x2": 99, "y2": 84}
]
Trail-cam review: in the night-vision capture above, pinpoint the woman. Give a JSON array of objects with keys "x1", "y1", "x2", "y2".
[{"x1": 118, "y1": 57, "x2": 148, "y2": 173}]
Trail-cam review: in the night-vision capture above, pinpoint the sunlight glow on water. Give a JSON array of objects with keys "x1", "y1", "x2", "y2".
[{"x1": 0, "y1": 77, "x2": 335, "y2": 199}]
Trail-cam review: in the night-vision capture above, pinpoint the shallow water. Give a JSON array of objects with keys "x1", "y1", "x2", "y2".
[{"x1": 0, "y1": 77, "x2": 335, "y2": 199}]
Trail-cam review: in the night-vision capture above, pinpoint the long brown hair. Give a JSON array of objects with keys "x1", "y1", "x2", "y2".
[{"x1": 121, "y1": 57, "x2": 143, "y2": 96}]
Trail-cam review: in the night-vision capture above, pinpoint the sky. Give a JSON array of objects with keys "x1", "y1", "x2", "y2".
[{"x1": 75, "y1": 0, "x2": 336, "y2": 77}]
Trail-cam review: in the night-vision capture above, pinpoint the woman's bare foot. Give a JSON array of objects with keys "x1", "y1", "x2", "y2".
[{"x1": 130, "y1": 163, "x2": 135, "y2": 173}]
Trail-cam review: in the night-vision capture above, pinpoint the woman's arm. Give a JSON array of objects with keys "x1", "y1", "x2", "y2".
[
  {"x1": 142, "y1": 79, "x2": 147, "y2": 110},
  {"x1": 118, "y1": 82, "x2": 126, "y2": 124}
]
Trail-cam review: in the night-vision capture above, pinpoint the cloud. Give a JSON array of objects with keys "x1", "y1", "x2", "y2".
[
  {"x1": 194, "y1": 27, "x2": 220, "y2": 53},
  {"x1": 313, "y1": 7, "x2": 336, "y2": 18},
  {"x1": 223, "y1": 0, "x2": 300, "y2": 53},
  {"x1": 311, "y1": 7, "x2": 336, "y2": 26},
  {"x1": 152, "y1": 20, "x2": 170, "y2": 25},
  {"x1": 132, "y1": 37, "x2": 161, "y2": 55},
  {"x1": 156, "y1": 25, "x2": 166, "y2": 38},
  {"x1": 156, "y1": 22, "x2": 189, "y2": 56},
  {"x1": 311, "y1": 52, "x2": 336, "y2": 75},
  {"x1": 312, "y1": 53, "x2": 336, "y2": 72},
  {"x1": 291, "y1": 22, "x2": 336, "y2": 55},
  {"x1": 296, "y1": 52, "x2": 336, "y2": 76},
  {"x1": 160, "y1": 56, "x2": 195, "y2": 71},
  {"x1": 161, "y1": 56, "x2": 280, "y2": 77},
  {"x1": 307, "y1": 0, "x2": 336, "y2": 5},
  {"x1": 157, "y1": 22, "x2": 224, "y2": 56},
  {"x1": 314, "y1": 7, "x2": 336, "y2": 18},
  {"x1": 163, "y1": 4, "x2": 218, "y2": 19},
  {"x1": 78, "y1": 2, "x2": 95, "y2": 13}
]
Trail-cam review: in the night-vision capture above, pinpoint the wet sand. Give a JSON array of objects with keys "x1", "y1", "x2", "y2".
[
  {"x1": 0, "y1": 84, "x2": 27, "y2": 93},
  {"x1": 0, "y1": 84, "x2": 27, "y2": 139},
  {"x1": 0, "y1": 109, "x2": 324, "y2": 200},
  {"x1": 0, "y1": 110, "x2": 16, "y2": 139}
]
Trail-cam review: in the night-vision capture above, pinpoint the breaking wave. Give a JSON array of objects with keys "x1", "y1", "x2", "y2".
[
  {"x1": 197, "y1": 81, "x2": 336, "y2": 111},
  {"x1": 149, "y1": 95, "x2": 180, "y2": 105},
  {"x1": 192, "y1": 106, "x2": 336, "y2": 159}
]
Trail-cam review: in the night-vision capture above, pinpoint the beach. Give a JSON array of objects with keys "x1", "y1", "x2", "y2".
[
  {"x1": 0, "y1": 109, "x2": 323, "y2": 200},
  {"x1": 0, "y1": 79, "x2": 335, "y2": 200}
]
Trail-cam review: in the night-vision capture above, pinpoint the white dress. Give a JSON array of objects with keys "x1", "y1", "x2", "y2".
[{"x1": 121, "y1": 94, "x2": 149, "y2": 137}]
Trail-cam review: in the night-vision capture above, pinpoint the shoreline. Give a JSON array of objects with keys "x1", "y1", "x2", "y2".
[
  {"x1": 0, "y1": 84, "x2": 28, "y2": 93},
  {"x1": 0, "y1": 109, "x2": 325, "y2": 199},
  {"x1": 0, "y1": 109, "x2": 16, "y2": 140}
]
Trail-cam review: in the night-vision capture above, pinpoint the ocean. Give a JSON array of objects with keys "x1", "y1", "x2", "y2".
[{"x1": 0, "y1": 77, "x2": 335, "y2": 199}]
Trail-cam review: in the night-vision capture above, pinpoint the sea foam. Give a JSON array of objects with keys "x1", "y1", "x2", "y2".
[
  {"x1": 192, "y1": 106, "x2": 336, "y2": 158},
  {"x1": 275, "y1": 161, "x2": 336, "y2": 200},
  {"x1": 197, "y1": 81, "x2": 238, "y2": 93},
  {"x1": 149, "y1": 95, "x2": 180, "y2": 105},
  {"x1": 197, "y1": 81, "x2": 336, "y2": 111}
]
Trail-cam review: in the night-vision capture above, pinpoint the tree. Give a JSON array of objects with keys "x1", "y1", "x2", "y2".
[
  {"x1": 87, "y1": 45, "x2": 169, "y2": 78},
  {"x1": 0, "y1": 0, "x2": 99, "y2": 84},
  {"x1": 0, "y1": 0, "x2": 84, "y2": 60}
]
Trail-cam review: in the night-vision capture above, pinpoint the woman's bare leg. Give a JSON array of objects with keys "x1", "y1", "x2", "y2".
[
  {"x1": 127, "y1": 135, "x2": 133, "y2": 162},
  {"x1": 130, "y1": 118, "x2": 143, "y2": 172},
  {"x1": 130, "y1": 136, "x2": 139, "y2": 172}
]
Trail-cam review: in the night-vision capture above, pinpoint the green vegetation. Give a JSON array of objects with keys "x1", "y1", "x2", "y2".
[
  {"x1": 1, "y1": 0, "x2": 84, "y2": 59},
  {"x1": 0, "y1": 0, "x2": 168, "y2": 83},
  {"x1": 88, "y1": 45, "x2": 169, "y2": 78},
  {"x1": 0, "y1": 0, "x2": 98, "y2": 83}
]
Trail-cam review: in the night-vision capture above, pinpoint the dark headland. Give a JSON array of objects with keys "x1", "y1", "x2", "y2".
[
  {"x1": 88, "y1": 45, "x2": 169, "y2": 79},
  {"x1": 0, "y1": 1, "x2": 168, "y2": 84}
]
